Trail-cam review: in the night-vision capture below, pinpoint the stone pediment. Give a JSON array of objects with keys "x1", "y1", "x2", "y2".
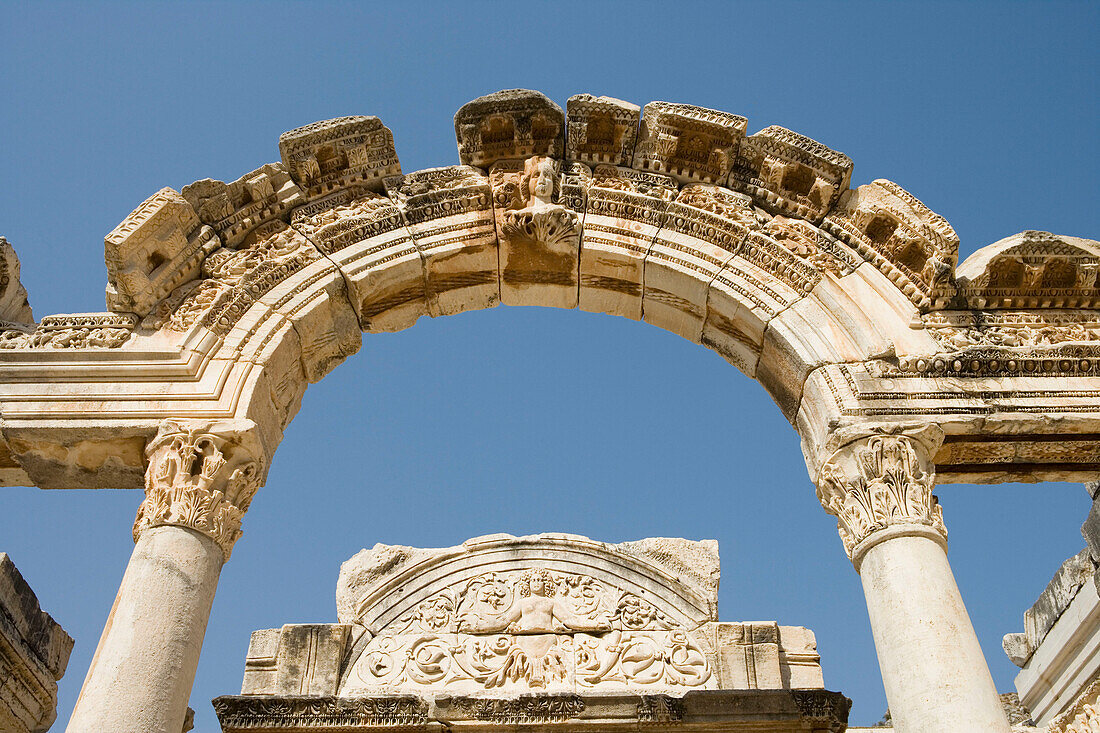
[
  {"x1": 224, "y1": 534, "x2": 839, "y2": 730},
  {"x1": 336, "y1": 534, "x2": 721, "y2": 695}
]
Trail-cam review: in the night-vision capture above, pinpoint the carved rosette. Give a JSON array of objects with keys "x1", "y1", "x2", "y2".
[
  {"x1": 815, "y1": 432, "x2": 947, "y2": 564},
  {"x1": 133, "y1": 421, "x2": 263, "y2": 561}
]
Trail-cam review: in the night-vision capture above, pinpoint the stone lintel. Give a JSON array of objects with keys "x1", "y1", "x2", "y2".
[{"x1": 213, "y1": 689, "x2": 851, "y2": 732}]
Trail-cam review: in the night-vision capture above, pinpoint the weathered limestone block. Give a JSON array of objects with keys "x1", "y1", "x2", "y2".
[
  {"x1": 279, "y1": 116, "x2": 401, "y2": 200},
  {"x1": 0, "y1": 237, "x2": 33, "y2": 324},
  {"x1": 643, "y1": 186, "x2": 756, "y2": 343},
  {"x1": 105, "y1": 187, "x2": 220, "y2": 316},
  {"x1": 1003, "y1": 549, "x2": 1095, "y2": 667},
  {"x1": 292, "y1": 191, "x2": 427, "y2": 335},
  {"x1": 703, "y1": 230, "x2": 811, "y2": 378},
  {"x1": 182, "y1": 163, "x2": 305, "y2": 247},
  {"x1": 712, "y1": 622, "x2": 783, "y2": 689},
  {"x1": 565, "y1": 94, "x2": 640, "y2": 167},
  {"x1": 241, "y1": 624, "x2": 352, "y2": 695},
  {"x1": 1, "y1": 426, "x2": 148, "y2": 491},
  {"x1": 823, "y1": 179, "x2": 958, "y2": 310},
  {"x1": 388, "y1": 166, "x2": 499, "y2": 317},
  {"x1": 957, "y1": 231, "x2": 1100, "y2": 310},
  {"x1": 632, "y1": 102, "x2": 746, "y2": 184},
  {"x1": 150, "y1": 221, "x2": 357, "y2": 383},
  {"x1": 337, "y1": 534, "x2": 721, "y2": 632},
  {"x1": 756, "y1": 299, "x2": 851, "y2": 421},
  {"x1": 251, "y1": 252, "x2": 360, "y2": 384},
  {"x1": 490, "y1": 157, "x2": 581, "y2": 308},
  {"x1": 578, "y1": 165, "x2": 675, "y2": 319},
  {"x1": 764, "y1": 216, "x2": 862, "y2": 279},
  {"x1": 777, "y1": 625, "x2": 825, "y2": 689},
  {"x1": 703, "y1": 217, "x2": 863, "y2": 377},
  {"x1": 215, "y1": 689, "x2": 851, "y2": 731},
  {"x1": 1051, "y1": 678, "x2": 1100, "y2": 732},
  {"x1": 339, "y1": 536, "x2": 720, "y2": 695},
  {"x1": 455, "y1": 89, "x2": 564, "y2": 169},
  {"x1": 216, "y1": 305, "x2": 307, "y2": 432},
  {"x1": 1010, "y1": 558, "x2": 1100, "y2": 726},
  {"x1": 729, "y1": 126, "x2": 852, "y2": 223},
  {"x1": 0, "y1": 553, "x2": 73, "y2": 733},
  {"x1": 757, "y1": 258, "x2": 942, "y2": 419}
]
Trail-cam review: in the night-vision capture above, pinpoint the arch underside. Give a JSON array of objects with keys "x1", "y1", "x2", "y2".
[{"x1": 0, "y1": 91, "x2": 1097, "y2": 490}]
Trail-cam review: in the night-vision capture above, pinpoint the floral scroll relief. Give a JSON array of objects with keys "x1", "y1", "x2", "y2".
[{"x1": 344, "y1": 568, "x2": 713, "y2": 694}]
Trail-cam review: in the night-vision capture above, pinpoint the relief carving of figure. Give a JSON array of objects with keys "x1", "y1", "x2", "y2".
[
  {"x1": 500, "y1": 157, "x2": 579, "y2": 250},
  {"x1": 459, "y1": 569, "x2": 611, "y2": 634}
]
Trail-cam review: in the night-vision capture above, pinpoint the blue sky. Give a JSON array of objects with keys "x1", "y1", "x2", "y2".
[{"x1": 0, "y1": 1, "x2": 1097, "y2": 728}]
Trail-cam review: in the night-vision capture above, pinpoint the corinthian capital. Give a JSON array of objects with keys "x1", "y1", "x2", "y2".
[
  {"x1": 815, "y1": 428, "x2": 947, "y2": 565},
  {"x1": 133, "y1": 420, "x2": 264, "y2": 561}
]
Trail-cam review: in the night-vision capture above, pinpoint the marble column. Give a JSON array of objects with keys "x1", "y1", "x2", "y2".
[
  {"x1": 815, "y1": 430, "x2": 1010, "y2": 733},
  {"x1": 67, "y1": 421, "x2": 262, "y2": 733}
]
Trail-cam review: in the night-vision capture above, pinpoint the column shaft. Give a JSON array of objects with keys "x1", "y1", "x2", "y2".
[
  {"x1": 815, "y1": 430, "x2": 1009, "y2": 732},
  {"x1": 860, "y1": 532, "x2": 1007, "y2": 732},
  {"x1": 67, "y1": 525, "x2": 223, "y2": 733}
]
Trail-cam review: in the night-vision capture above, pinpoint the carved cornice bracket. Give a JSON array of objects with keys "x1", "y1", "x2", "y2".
[
  {"x1": 814, "y1": 426, "x2": 947, "y2": 567},
  {"x1": 133, "y1": 419, "x2": 265, "y2": 561}
]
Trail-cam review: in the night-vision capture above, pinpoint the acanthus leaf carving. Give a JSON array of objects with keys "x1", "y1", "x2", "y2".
[
  {"x1": 816, "y1": 433, "x2": 946, "y2": 561},
  {"x1": 132, "y1": 420, "x2": 263, "y2": 561}
]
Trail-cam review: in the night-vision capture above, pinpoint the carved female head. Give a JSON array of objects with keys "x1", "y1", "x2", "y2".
[
  {"x1": 521, "y1": 156, "x2": 558, "y2": 204},
  {"x1": 518, "y1": 568, "x2": 556, "y2": 598}
]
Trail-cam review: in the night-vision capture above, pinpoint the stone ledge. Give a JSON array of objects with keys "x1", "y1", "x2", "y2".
[{"x1": 213, "y1": 690, "x2": 850, "y2": 732}]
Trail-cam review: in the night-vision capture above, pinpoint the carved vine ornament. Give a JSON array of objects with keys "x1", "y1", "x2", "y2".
[{"x1": 346, "y1": 566, "x2": 712, "y2": 693}]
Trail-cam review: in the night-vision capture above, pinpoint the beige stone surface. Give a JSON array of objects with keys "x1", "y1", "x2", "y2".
[
  {"x1": 292, "y1": 191, "x2": 428, "y2": 334},
  {"x1": 566, "y1": 95, "x2": 640, "y2": 167},
  {"x1": 641, "y1": 187, "x2": 755, "y2": 343},
  {"x1": 0, "y1": 87, "x2": 1098, "y2": 732},
  {"x1": 278, "y1": 116, "x2": 401, "y2": 200},
  {"x1": 67, "y1": 525, "x2": 224, "y2": 733},
  {"x1": 104, "y1": 187, "x2": 220, "y2": 317},
  {"x1": 859, "y1": 534, "x2": 1010, "y2": 732},
  {"x1": 633, "y1": 102, "x2": 746, "y2": 184},
  {"x1": 182, "y1": 163, "x2": 305, "y2": 248},
  {"x1": 214, "y1": 689, "x2": 851, "y2": 732},
  {"x1": 0, "y1": 237, "x2": 33, "y2": 324},
  {"x1": 729, "y1": 126, "x2": 852, "y2": 223},
  {"x1": 389, "y1": 166, "x2": 499, "y2": 317},
  {"x1": 0, "y1": 553, "x2": 73, "y2": 733},
  {"x1": 956, "y1": 230, "x2": 1100, "y2": 310},
  {"x1": 578, "y1": 166, "x2": 675, "y2": 319},
  {"x1": 455, "y1": 89, "x2": 564, "y2": 170},
  {"x1": 232, "y1": 534, "x2": 829, "y2": 714},
  {"x1": 491, "y1": 157, "x2": 581, "y2": 309}
]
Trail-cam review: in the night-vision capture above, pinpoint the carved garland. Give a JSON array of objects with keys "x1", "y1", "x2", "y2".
[
  {"x1": 132, "y1": 422, "x2": 261, "y2": 561},
  {"x1": 816, "y1": 434, "x2": 947, "y2": 561}
]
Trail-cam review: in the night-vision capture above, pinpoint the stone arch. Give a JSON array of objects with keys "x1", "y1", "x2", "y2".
[
  {"x1": 5, "y1": 87, "x2": 1097, "y2": 733},
  {"x1": 75, "y1": 90, "x2": 952, "y2": 490}
]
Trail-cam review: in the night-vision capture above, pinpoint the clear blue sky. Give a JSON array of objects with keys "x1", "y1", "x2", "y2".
[{"x1": 1, "y1": 1, "x2": 1097, "y2": 728}]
